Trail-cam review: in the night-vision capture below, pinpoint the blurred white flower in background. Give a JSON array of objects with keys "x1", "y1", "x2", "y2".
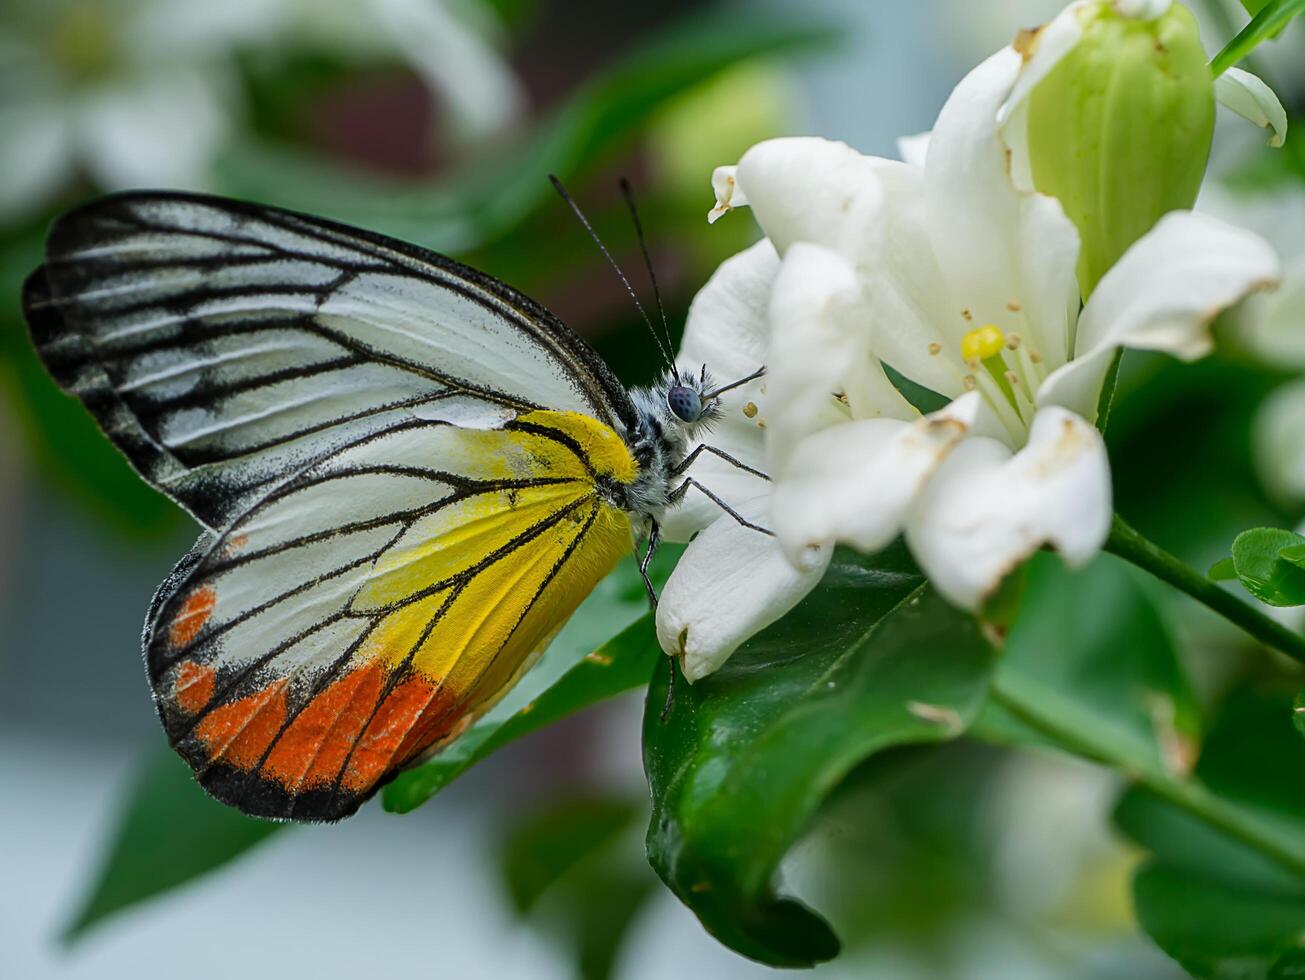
[
  {"x1": 657, "y1": 42, "x2": 1279, "y2": 680},
  {"x1": 0, "y1": 0, "x2": 521, "y2": 223}
]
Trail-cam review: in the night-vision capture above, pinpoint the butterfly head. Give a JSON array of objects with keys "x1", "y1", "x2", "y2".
[{"x1": 660, "y1": 367, "x2": 722, "y2": 431}]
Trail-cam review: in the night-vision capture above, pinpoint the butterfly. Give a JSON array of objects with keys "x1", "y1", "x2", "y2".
[{"x1": 22, "y1": 189, "x2": 766, "y2": 822}]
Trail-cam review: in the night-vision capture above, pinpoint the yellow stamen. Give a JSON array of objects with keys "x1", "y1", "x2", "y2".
[{"x1": 960, "y1": 324, "x2": 1006, "y2": 363}]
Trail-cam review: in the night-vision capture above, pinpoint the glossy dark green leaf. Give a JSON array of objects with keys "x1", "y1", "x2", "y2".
[
  {"x1": 643, "y1": 544, "x2": 995, "y2": 967},
  {"x1": 502, "y1": 796, "x2": 642, "y2": 914},
  {"x1": 1231, "y1": 527, "x2": 1305, "y2": 606},
  {"x1": 63, "y1": 744, "x2": 283, "y2": 941},
  {"x1": 384, "y1": 615, "x2": 662, "y2": 814},
  {"x1": 1212, "y1": 0, "x2": 1305, "y2": 75},
  {"x1": 1295, "y1": 691, "x2": 1305, "y2": 741},
  {"x1": 1115, "y1": 693, "x2": 1305, "y2": 979},
  {"x1": 217, "y1": 7, "x2": 835, "y2": 253},
  {"x1": 974, "y1": 552, "x2": 1200, "y2": 775}
]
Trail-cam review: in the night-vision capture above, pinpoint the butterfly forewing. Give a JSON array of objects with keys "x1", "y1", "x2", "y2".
[
  {"x1": 23, "y1": 193, "x2": 644, "y2": 821},
  {"x1": 25, "y1": 191, "x2": 637, "y2": 529}
]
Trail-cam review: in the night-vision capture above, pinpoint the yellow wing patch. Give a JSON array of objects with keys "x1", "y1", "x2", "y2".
[{"x1": 158, "y1": 409, "x2": 639, "y2": 820}]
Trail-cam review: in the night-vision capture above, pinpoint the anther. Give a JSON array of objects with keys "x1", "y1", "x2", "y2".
[
  {"x1": 962, "y1": 375, "x2": 977, "y2": 391},
  {"x1": 1006, "y1": 299, "x2": 1023, "y2": 312},
  {"x1": 928, "y1": 342, "x2": 942, "y2": 356}
]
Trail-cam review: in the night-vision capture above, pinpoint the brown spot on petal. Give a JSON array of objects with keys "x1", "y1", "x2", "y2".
[
  {"x1": 742, "y1": 401, "x2": 758, "y2": 418},
  {"x1": 1014, "y1": 24, "x2": 1045, "y2": 61}
]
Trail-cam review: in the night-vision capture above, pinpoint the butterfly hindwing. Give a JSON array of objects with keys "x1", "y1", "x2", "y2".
[
  {"x1": 25, "y1": 191, "x2": 637, "y2": 529},
  {"x1": 147, "y1": 410, "x2": 636, "y2": 821}
]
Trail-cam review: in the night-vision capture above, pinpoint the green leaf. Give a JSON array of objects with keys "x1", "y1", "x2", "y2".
[
  {"x1": 1211, "y1": 0, "x2": 1305, "y2": 76},
  {"x1": 1115, "y1": 693, "x2": 1305, "y2": 979},
  {"x1": 1209, "y1": 557, "x2": 1238, "y2": 581},
  {"x1": 502, "y1": 796, "x2": 641, "y2": 914},
  {"x1": 1231, "y1": 527, "x2": 1305, "y2": 606},
  {"x1": 643, "y1": 544, "x2": 995, "y2": 967},
  {"x1": 384, "y1": 615, "x2": 663, "y2": 813},
  {"x1": 217, "y1": 7, "x2": 835, "y2": 253},
  {"x1": 974, "y1": 553, "x2": 1200, "y2": 777},
  {"x1": 1295, "y1": 691, "x2": 1305, "y2": 741},
  {"x1": 63, "y1": 744, "x2": 283, "y2": 941}
]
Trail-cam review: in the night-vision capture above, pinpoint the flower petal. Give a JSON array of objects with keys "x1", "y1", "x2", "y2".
[
  {"x1": 770, "y1": 396, "x2": 981, "y2": 563},
  {"x1": 370, "y1": 0, "x2": 524, "y2": 140},
  {"x1": 708, "y1": 165, "x2": 748, "y2": 224},
  {"x1": 1039, "y1": 210, "x2": 1281, "y2": 419},
  {"x1": 735, "y1": 137, "x2": 884, "y2": 265},
  {"x1": 765, "y1": 241, "x2": 918, "y2": 473},
  {"x1": 926, "y1": 46, "x2": 1079, "y2": 368},
  {"x1": 656, "y1": 514, "x2": 831, "y2": 682},
  {"x1": 1000, "y1": 4, "x2": 1090, "y2": 193},
  {"x1": 906, "y1": 406, "x2": 1112, "y2": 610},
  {"x1": 677, "y1": 238, "x2": 776, "y2": 381},
  {"x1": 1215, "y1": 67, "x2": 1288, "y2": 149},
  {"x1": 661, "y1": 239, "x2": 776, "y2": 543},
  {"x1": 897, "y1": 130, "x2": 931, "y2": 167},
  {"x1": 76, "y1": 67, "x2": 232, "y2": 190},
  {"x1": 925, "y1": 48, "x2": 1025, "y2": 324},
  {"x1": 0, "y1": 100, "x2": 72, "y2": 222}
]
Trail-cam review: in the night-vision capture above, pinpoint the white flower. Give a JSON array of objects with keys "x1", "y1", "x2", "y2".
[
  {"x1": 0, "y1": 0, "x2": 521, "y2": 223},
  {"x1": 659, "y1": 42, "x2": 1279, "y2": 679}
]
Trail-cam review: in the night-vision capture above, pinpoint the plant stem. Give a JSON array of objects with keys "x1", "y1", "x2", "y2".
[
  {"x1": 988, "y1": 680, "x2": 1305, "y2": 878},
  {"x1": 1106, "y1": 513, "x2": 1305, "y2": 668}
]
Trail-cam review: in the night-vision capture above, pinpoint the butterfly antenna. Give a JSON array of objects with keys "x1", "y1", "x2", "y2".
[
  {"x1": 548, "y1": 174, "x2": 676, "y2": 375},
  {"x1": 618, "y1": 177, "x2": 680, "y2": 382}
]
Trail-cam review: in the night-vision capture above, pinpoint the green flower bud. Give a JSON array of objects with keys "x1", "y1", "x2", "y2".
[{"x1": 1021, "y1": 2, "x2": 1214, "y2": 298}]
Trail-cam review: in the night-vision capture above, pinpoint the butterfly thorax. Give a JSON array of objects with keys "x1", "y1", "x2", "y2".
[{"x1": 621, "y1": 368, "x2": 721, "y2": 524}]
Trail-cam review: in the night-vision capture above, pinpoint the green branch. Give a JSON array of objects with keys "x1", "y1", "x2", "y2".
[
  {"x1": 1105, "y1": 513, "x2": 1305, "y2": 668},
  {"x1": 988, "y1": 680, "x2": 1305, "y2": 879}
]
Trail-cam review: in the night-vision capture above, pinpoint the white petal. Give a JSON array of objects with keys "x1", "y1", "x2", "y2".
[
  {"x1": 857, "y1": 158, "x2": 967, "y2": 397},
  {"x1": 1040, "y1": 210, "x2": 1281, "y2": 419},
  {"x1": 734, "y1": 137, "x2": 885, "y2": 265},
  {"x1": 1255, "y1": 378, "x2": 1305, "y2": 509},
  {"x1": 656, "y1": 515, "x2": 831, "y2": 682},
  {"x1": 999, "y1": 4, "x2": 1089, "y2": 193},
  {"x1": 677, "y1": 238, "x2": 777, "y2": 380},
  {"x1": 770, "y1": 396, "x2": 978, "y2": 563},
  {"x1": 1243, "y1": 255, "x2": 1305, "y2": 369},
  {"x1": 925, "y1": 47, "x2": 1023, "y2": 314},
  {"x1": 76, "y1": 68, "x2": 232, "y2": 190},
  {"x1": 0, "y1": 100, "x2": 72, "y2": 221},
  {"x1": 661, "y1": 239, "x2": 777, "y2": 543},
  {"x1": 906, "y1": 406, "x2": 1112, "y2": 609},
  {"x1": 897, "y1": 130, "x2": 931, "y2": 167},
  {"x1": 1216, "y1": 68, "x2": 1288, "y2": 149},
  {"x1": 370, "y1": 0, "x2": 523, "y2": 140},
  {"x1": 708, "y1": 165, "x2": 748, "y2": 224},
  {"x1": 765, "y1": 242, "x2": 918, "y2": 472}
]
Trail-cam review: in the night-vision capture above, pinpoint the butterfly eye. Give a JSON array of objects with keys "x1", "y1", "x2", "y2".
[{"x1": 666, "y1": 385, "x2": 704, "y2": 423}]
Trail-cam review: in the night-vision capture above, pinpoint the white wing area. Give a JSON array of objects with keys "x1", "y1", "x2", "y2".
[{"x1": 25, "y1": 192, "x2": 634, "y2": 528}]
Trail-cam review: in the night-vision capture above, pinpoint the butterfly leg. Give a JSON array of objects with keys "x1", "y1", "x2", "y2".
[
  {"x1": 672, "y1": 443, "x2": 770, "y2": 480},
  {"x1": 668, "y1": 477, "x2": 774, "y2": 536},
  {"x1": 638, "y1": 519, "x2": 661, "y2": 609}
]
